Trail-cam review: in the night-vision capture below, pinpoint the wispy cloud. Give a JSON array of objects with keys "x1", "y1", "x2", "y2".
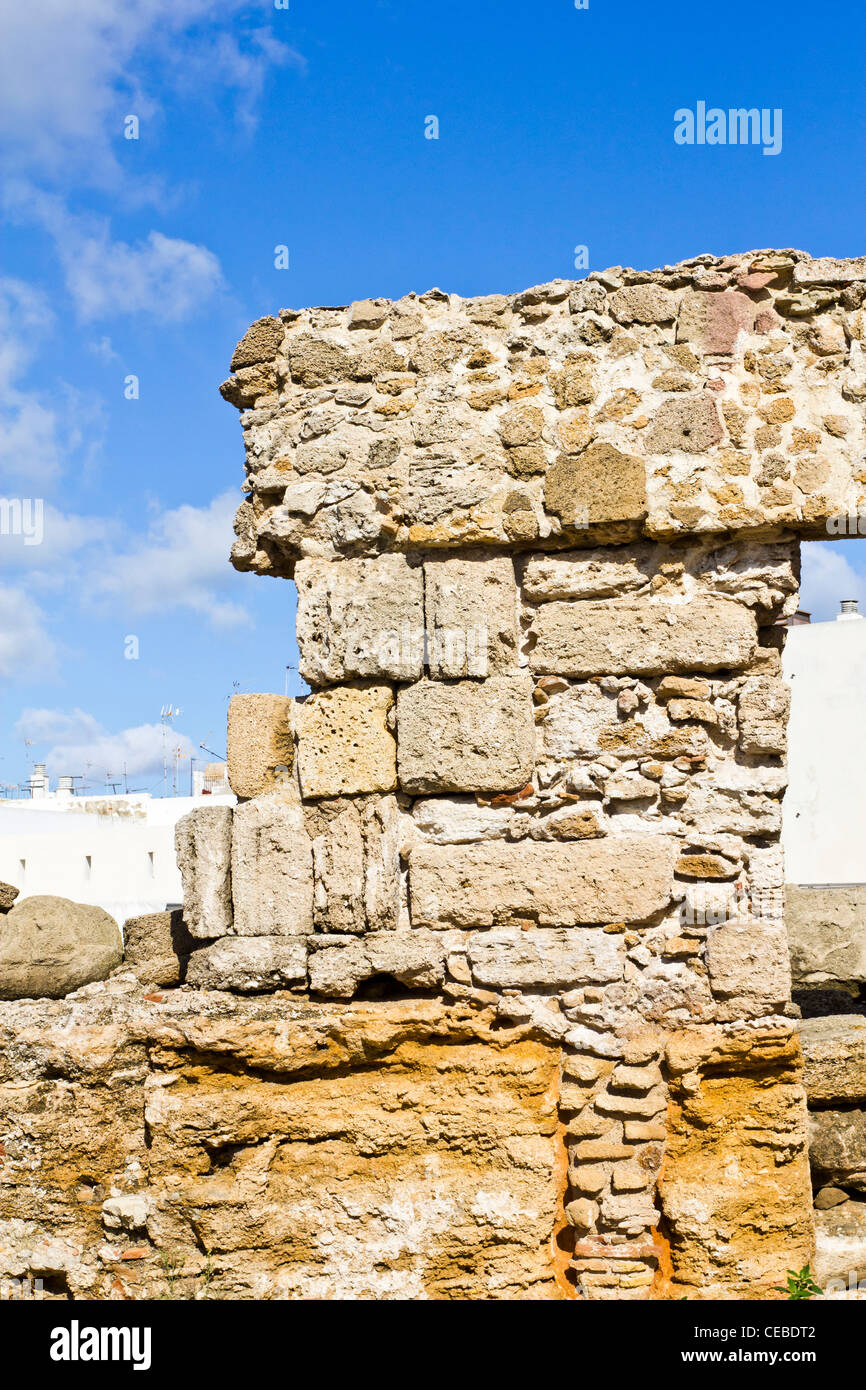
[
  {"x1": 0, "y1": 583, "x2": 57, "y2": 681},
  {"x1": 0, "y1": 275, "x2": 105, "y2": 486},
  {"x1": 90, "y1": 490, "x2": 251, "y2": 629},
  {"x1": 6, "y1": 190, "x2": 224, "y2": 323},
  {"x1": 0, "y1": 1, "x2": 305, "y2": 185}
]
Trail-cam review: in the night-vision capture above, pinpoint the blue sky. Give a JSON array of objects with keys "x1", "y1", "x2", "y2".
[{"x1": 0, "y1": 0, "x2": 864, "y2": 794}]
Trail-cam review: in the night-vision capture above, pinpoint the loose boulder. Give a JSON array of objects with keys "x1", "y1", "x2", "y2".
[
  {"x1": 0, "y1": 896, "x2": 122, "y2": 1000},
  {"x1": 0, "y1": 882, "x2": 19, "y2": 912}
]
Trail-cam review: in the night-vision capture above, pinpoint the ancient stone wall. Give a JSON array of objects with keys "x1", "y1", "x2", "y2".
[
  {"x1": 6, "y1": 249, "x2": 866, "y2": 1300},
  {"x1": 178, "y1": 248, "x2": 866, "y2": 1298}
]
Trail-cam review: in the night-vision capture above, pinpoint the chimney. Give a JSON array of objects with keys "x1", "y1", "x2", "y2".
[{"x1": 837, "y1": 599, "x2": 864, "y2": 622}]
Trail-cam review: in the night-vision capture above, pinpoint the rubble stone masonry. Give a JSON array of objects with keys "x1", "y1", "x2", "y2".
[{"x1": 6, "y1": 250, "x2": 866, "y2": 1298}]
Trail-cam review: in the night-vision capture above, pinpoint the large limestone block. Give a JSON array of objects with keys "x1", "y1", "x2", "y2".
[
  {"x1": 186, "y1": 937, "x2": 308, "y2": 993},
  {"x1": 529, "y1": 596, "x2": 757, "y2": 677},
  {"x1": 396, "y1": 673, "x2": 534, "y2": 795},
  {"x1": 232, "y1": 792, "x2": 314, "y2": 936},
  {"x1": 787, "y1": 885, "x2": 866, "y2": 987},
  {"x1": 468, "y1": 927, "x2": 624, "y2": 989},
  {"x1": 227, "y1": 692, "x2": 294, "y2": 799},
  {"x1": 175, "y1": 805, "x2": 233, "y2": 939},
  {"x1": 0, "y1": 994, "x2": 563, "y2": 1299},
  {"x1": 705, "y1": 920, "x2": 791, "y2": 1010},
  {"x1": 424, "y1": 554, "x2": 519, "y2": 677},
  {"x1": 122, "y1": 910, "x2": 195, "y2": 987},
  {"x1": 738, "y1": 676, "x2": 790, "y2": 755},
  {"x1": 809, "y1": 1109, "x2": 866, "y2": 1193},
  {"x1": 0, "y1": 896, "x2": 122, "y2": 1000},
  {"x1": 295, "y1": 555, "x2": 424, "y2": 685},
  {"x1": 659, "y1": 1025, "x2": 813, "y2": 1297},
  {"x1": 308, "y1": 931, "x2": 447, "y2": 998},
  {"x1": 409, "y1": 835, "x2": 678, "y2": 928},
  {"x1": 800, "y1": 1016, "x2": 866, "y2": 1105},
  {"x1": 295, "y1": 683, "x2": 397, "y2": 798}
]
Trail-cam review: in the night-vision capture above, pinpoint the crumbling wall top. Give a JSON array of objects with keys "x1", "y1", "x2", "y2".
[{"x1": 222, "y1": 250, "x2": 866, "y2": 575}]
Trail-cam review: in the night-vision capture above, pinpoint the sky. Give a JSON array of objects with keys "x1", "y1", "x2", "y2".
[{"x1": 0, "y1": 0, "x2": 864, "y2": 795}]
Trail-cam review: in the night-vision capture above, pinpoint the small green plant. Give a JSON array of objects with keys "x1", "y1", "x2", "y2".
[
  {"x1": 774, "y1": 1264, "x2": 823, "y2": 1300},
  {"x1": 159, "y1": 1248, "x2": 183, "y2": 1299}
]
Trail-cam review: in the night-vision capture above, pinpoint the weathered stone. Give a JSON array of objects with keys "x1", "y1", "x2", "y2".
[
  {"x1": 738, "y1": 677, "x2": 790, "y2": 755},
  {"x1": 122, "y1": 910, "x2": 195, "y2": 987},
  {"x1": 608, "y1": 284, "x2": 679, "y2": 325},
  {"x1": 295, "y1": 683, "x2": 397, "y2": 798},
  {"x1": 0, "y1": 882, "x2": 19, "y2": 912},
  {"x1": 295, "y1": 555, "x2": 424, "y2": 685},
  {"x1": 467, "y1": 928, "x2": 625, "y2": 989},
  {"x1": 659, "y1": 1025, "x2": 813, "y2": 1297},
  {"x1": 705, "y1": 920, "x2": 791, "y2": 1007},
  {"x1": 396, "y1": 673, "x2": 534, "y2": 795},
  {"x1": 522, "y1": 548, "x2": 650, "y2": 602},
  {"x1": 308, "y1": 932, "x2": 447, "y2": 998},
  {"x1": 792, "y1": 256, "x2": 866, "y2": 286},
  {"x1": 676, "y1": 853, "x2": 738, "y2": 880},
  {"x1": 787, "y1": 886, "x2": 866, "y2": 987},
  {"x1": 175, "y1": 806, "x2": 233, "y2": 939},
  {"x1": 227, "y1": 693, "x2": 294, "y2": 799},
  {"x1": 0, "y1": 897, "x2": 122, "y2": 1000},
  {"x1": 544, "y1": 443, "x2": 646, "y2": 529},
  {"x1": 230, "y1": 315, "x2": 283, "y2": 370},
  {"x1": 809, "y1": 1110, "x2": 866, "y2": 1193},
  {"x1": 540, "y1": 683, "x2": 616, "y2": 759},
  {"x1": 349, "y1": 298, "x2": 389, "y2": 329},
  {"x1": 645, "y1": 395, "x2": 724, "y2": 455},
  {"x1": 231, "y1": 792, "x2": 314, "y2": 936},
  {"x1": 813, "y1": 1202, "x2": 866, "y2": 1289},
  {"x1": 656, "y1": 677, "x2": 710, "y2": 701},
  {"x1": 411, "y1": 797, "x2": 514, "y2": 844},
  {"x1": 409, "y1": 836, "x2": 678, "y2": 928},
  {"x1": 424, "y1": 554, "x2": 519, "y2": 677},
  {"x1": 800, "y1": 1016, "x2": 866, "y2": 1105},
  {"x1": 676, "y1": 290, "x2": 756, "y2": 354},
  {"x1": 0, "y1": 992, "x2": 563, "y2": 1299},
  {"x1": 666, "y1": 698, "x2": 718, "y2": 726},
  {"x1": 605, "y1": 772, "x2": 657, "y2": 801},
  {"x1": 530, "y1": 596, "x2": 757, "y2": 677},
  {"x1": 312, "y1": 804, "x2": 365, "y2": 933},
  {"x1": 187, "y1": 937, "x2": 308, "y2": 993}
]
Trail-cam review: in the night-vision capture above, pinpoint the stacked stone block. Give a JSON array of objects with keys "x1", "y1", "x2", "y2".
[{"x1": 176, "y1": 247, "x2": 866, "y2": 1296}]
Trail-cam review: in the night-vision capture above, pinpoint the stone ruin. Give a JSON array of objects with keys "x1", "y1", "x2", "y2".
[{"x1": 3, "y1": 248, "x2": 866, "y2": 1299}]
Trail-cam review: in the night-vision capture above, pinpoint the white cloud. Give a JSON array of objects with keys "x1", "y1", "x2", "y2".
[
  {"x1": 63, "y1": 224, "x2": 224, "y2": 323},
  {"x1": 0, "y1": 1, "x2": 305, "y2": 184},
  {"x1": 1, "y1": 490, "x2": 249, "y2": 628},
  {"x1": 14, "y1": 706, "x2": 196, "y2": 784},
  {"x1": 800, "y1": 541, "x2": 866, "y2": 623},
  {"x1": 0, "y1": 275, "x2": 105, "y2": 484},
  {"x1": 6, "y1": 191, "x2": 224, "y2": 323},
  {"x1": 0, "y1": 584, "x2": 57, "y2": 680},
  {"x1": 0, "y1": 504, "x2": 111, "y2": 579},
  {"x1": 91, "y1": 490, "x2": 250, "y2": 629}
]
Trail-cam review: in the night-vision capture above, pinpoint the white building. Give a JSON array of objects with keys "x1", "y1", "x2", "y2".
[
  {"x1": 0, "y1": 767, "x2": 234, "y2": 928},
  {"x1": 782, "y1": 600, "x2": 866, "y2": 885}
]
